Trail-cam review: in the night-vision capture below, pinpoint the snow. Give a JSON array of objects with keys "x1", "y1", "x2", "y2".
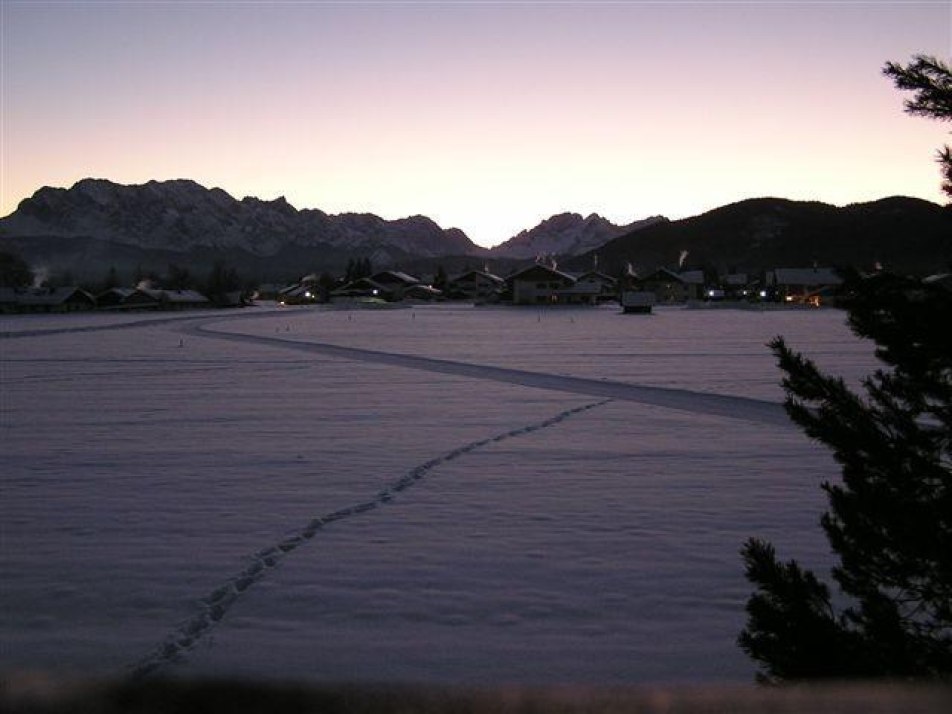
[{"x1": 0, "y1": 304, "x2": 880, "y2": 684}]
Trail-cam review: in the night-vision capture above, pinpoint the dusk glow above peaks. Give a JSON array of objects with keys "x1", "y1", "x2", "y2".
[{"x1": 2, "y1": 1, "x2": 949, "y2": 247}]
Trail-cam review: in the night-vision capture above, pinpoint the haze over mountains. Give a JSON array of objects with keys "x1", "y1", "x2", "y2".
[{"x1": 1, "y1": 178, "x2": 949, "y2": 283}]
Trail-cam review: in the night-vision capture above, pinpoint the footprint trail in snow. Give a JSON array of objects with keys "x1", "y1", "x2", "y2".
[{"x1": 129, "y1": 398, "x2": 610, "y2": 679}]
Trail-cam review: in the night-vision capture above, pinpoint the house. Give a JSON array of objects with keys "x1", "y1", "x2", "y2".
[
  {"x1": 121, "y1": 289, "x2": 163, "y2": 310},
  {"x1": 330, "y1": 277, "x2": 394, "y2": 302},
  {"x1": 722, "y1": 273, "x2": 751, "y2": 300},
  {"x1": 139, "y1": 288, "x2": 211, "y2": 310},
  {"x1": 331, "y1": 270, "x2": 424, "y2": 303},
  {"x1": 276, "y1": 274, "x2": 325, "y2": 304},
  {"x1": 566, "y1": 270, "x2": 618, "y2": 304},
  {"x1": 506, "y1": 263, "x2": 578, "y2": 305},
  {"x1": 632, "y1": 268, "x2": 689, "y2": 303},
  {"x1": 369, "y1": 271, "x2": 421, "y2": 298},
  {"x1": 96, "y1": 287, "x2": 138, "y2": 309},
  {"x1": 678, "y1": 270, "x2": 707, "y2": 301},
  {"x1": 446, "y1": 270, "x2": 505, "y2": 303},
  {"x1": 403, "y1": 284, "x2": 443, "y2": 302},
  {"x1": 0, "y1": 287, "x2": 96, "y2": 313},
  {"x1": 769, "y1": 267, "x2": 843, "y2": 305},
  {"x1": 279, "y1": 283, "x2": 321, "y2": 304}
]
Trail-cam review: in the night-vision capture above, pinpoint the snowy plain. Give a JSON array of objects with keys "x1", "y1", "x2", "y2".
[{"x1": 0, "y1": 303, "x2": 881, "y2": 685}]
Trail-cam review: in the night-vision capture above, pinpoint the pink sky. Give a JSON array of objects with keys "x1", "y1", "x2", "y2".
[{"x1": 1, "y1": 1, "x2": 949, "y2": 247}]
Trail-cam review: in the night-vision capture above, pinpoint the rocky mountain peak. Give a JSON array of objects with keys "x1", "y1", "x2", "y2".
[
  {"x1": 490, "y1": 212, "x2": 665, "y2": 259},
  {"x1": 1, "y1": 178, "x2": 482, "y2": 260}
]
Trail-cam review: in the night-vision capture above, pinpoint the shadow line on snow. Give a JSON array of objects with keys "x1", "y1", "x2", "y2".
[{"x1": 129, "y1": 398, "x2": 610, "y2": 679}]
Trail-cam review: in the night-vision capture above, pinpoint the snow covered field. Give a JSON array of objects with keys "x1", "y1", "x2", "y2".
[{"x1": 1, "y1": 304, "x2": 881, "y2": 685}]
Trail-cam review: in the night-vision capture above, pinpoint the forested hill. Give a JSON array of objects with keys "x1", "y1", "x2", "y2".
[{"x1": 567, "y1": 197, "x2": 951, "y2": 276}]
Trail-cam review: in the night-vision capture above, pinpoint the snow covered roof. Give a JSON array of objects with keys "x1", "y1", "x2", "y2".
[
  {"x1": 371, "y1": 270, "x2": 419, "y2": 286},
  {"x1": 576, "y1": 270, "x2": 617, "y2": 284},
  {"x1": 507, "y1": 263, "x2": 577, "y2": 283},
  {"x1": 139, "y1": 288, "x2": 210, "y2": 303},
  {"x1": 637, "y1": 267, "x2": 683, "y2": 283},
  {"x1": 98, "y1": 287, "x2": 136, "y2": 298},
  {"x1": 404, "y1": 284, "x2": 443, "y2": 298},
  {"x1": 923, "y1": 273, "x2": 952, "y2": 291},
  {"x1": 678, "y1": 270, "x2": 705, "y2": 285},
  {"x1": 448, "y1": 270, "x2": 504, "y2": 284},
  {"x1": 332, "y1": 278, "x2": 392, "y2": 296},
  {"x1": 0, "y1": 287, "x2": 95, "y2": 306}
]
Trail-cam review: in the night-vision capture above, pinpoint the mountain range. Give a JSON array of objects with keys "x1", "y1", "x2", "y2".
[
  {"x1": 0, "y1": 179, "x2": 659, "y2": 281},
  {"x1": 1, "y1": 178, "x2": 949, "y2": 283}
]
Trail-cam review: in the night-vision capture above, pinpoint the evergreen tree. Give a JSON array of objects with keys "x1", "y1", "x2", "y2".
[
  {"x1": 205, "y1": 261, "x2": 241, "y2": 298},
  {"x1": 883, "y1": 54, "x2": 952, "y2": 199},
  {"x1": 739, "y1": 272, "x2": 952, "y2": 681},
  {"x1": 433, "y1": 264, "x2": 448, "y2": 291},
  {"x1": 101, "y1": 266, "x2": 120, "y2": 291},
  {"x1": 317, "y1": 272, "x2": 337, "y2": 302},
  {"x1": 358, "y1": 257, "x2": 372, "y2": 279},
  {"x1": 165, "y1": 263, "x2": 194, "y2": 290}
]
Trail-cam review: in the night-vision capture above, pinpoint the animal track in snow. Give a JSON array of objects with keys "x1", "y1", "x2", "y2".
[{"x1": 128, "y1": 399, "x2": 610, "y2": 679}]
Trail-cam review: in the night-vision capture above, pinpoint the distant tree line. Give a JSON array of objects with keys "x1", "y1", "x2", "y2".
[{"x1": 0, "y1": 251, "x2": 251, "y2": 301}]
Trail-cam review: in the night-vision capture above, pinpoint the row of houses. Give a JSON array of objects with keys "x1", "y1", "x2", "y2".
[
  {"x1": 630, "y1": 267, "x2": 847, "y2": 306},
  {"x1": 4, "y1": 264, "x2": 898, "y2": 314},
  {"x1": 0, "y1": 286, "x2": 241, "y2": 314},
  {"x1": 276, "y1": 264, "x2": 849, "y2": 307}
]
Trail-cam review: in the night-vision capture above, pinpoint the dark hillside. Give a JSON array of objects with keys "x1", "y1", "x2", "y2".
[{"x1": 567, "y1": 197, "x2": 951, "y2": 275}]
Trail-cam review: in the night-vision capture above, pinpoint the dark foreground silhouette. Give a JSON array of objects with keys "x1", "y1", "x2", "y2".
[{"x1": 2, "y1": 675, "x2": 951, "y2": 714}]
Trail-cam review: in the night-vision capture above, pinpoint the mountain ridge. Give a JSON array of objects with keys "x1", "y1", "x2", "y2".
[
  {"x1": 1, "y1": 178, "x2": 480, "y2": 259},
  {"x1": 2, "y1": 180, "x2": 949, "y2": 282},
  {"x1": 488, "y1": 212, "x2": 666, "y2": 259},
  {"x1": 566, "y1": 195, "x2": 951, "y2": 276}
]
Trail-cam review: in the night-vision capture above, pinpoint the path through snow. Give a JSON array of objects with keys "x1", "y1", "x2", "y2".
[
  {"x1": 129, "y1": 399, "x2": 610, "y2": 678},
  {"x1": 188, "y1": 318, "x2": 790, "y2": 427}
]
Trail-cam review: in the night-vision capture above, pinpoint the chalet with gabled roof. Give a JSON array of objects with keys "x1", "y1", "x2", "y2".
[
  {"x1": 331, "y1": 277, "x2": 393, "y2": 301},
  {"x1": 0, "y1": 287, "x2": 96, "y2": 313},
  {"x1": 446, "y1": 269, "x2": 505, "y2": 302},
  {"x1": 569, "y1": 270, "x2": 618, "y2": 303},
  {"x1": 632, "y1": 268, "x2": 689, "y2": 303},
  {"x1": 769, "y1": 267, "x2": 842, "y2": 305},
  {"x1": 506, "y1": 263, "x2": 577, "y2": 305}
]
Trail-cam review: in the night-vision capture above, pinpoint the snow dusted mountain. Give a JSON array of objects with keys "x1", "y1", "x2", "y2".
[
  {"x1": 490, "y1": 212, "x2": 666, "y2": 259},
  {"x1": 0, "y1": 178, "x2": 480, "y2": 262}
]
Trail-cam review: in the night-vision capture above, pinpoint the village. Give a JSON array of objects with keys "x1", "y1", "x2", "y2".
[
  {"x1": 0, "y1": 261, "x2": 878, "y2": 314},
  {"x1": 8, "y1": 259, "x2": 950, "y2": 315},
  {"x1": 0, "y1": 261, "x2": 861, "y2": 314}
]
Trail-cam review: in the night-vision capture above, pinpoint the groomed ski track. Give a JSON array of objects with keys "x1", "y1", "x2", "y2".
[{"x1": 185, "y1": 317, "x2": 791, "y2": 428}]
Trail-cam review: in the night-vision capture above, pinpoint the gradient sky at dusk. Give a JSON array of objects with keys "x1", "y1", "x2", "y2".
[{"x1": 2, "y1": 1, "x2": 949, "y2": 247}]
